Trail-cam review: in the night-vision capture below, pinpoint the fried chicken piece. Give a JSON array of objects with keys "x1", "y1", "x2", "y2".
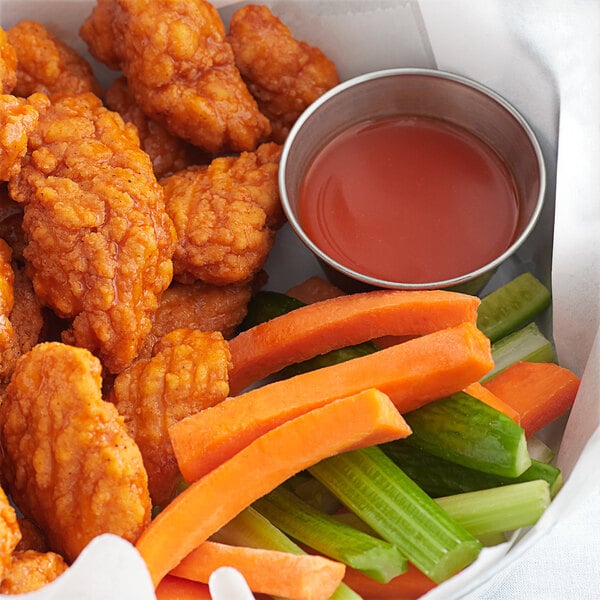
[
  {"x1": 80, "y1": 0, "x2": 271, "y2": 155},
  {"x1": 7, "y1": 20, "x2": 102, "y2": 98},
  {"x1": 0, "y1": 239, "x2": 19, "y2": 382},
  {"x1": 138, "y1": 279, "x2": 253, "y2": 358},
  {"x1": 16, "y1": 519, "x2": 49, "y2": 553},
  {"x1": 0, "y1": 342, "x2": 151, "y2": 563},
  {"x1": 9, "y1": 92, "x2": 176, "y2": 373},
  {"x1": 0, "y1": 95, "x2": 38, "y2": 182},
  {"x1": 0, "y1": 28, "x2": 17, "y2": 94},
  {"x1": 162, "y1": 142, "x2": 283, "y2": 285},
  {"x1": 0, "y1": 550, "x2": 68, "y2": 593},
  {"x1": 109, "y1": 328, "x2": 231, "y2": 506},
  {"x1": 228, "y1": 4, "x2": 339, "y2": 143},
  {"x1": 0, "y1": 486, "x2": 21, "y2": 583},
  {"x1": 105, "y1": 76, "x2": 206, "y2": 179}
]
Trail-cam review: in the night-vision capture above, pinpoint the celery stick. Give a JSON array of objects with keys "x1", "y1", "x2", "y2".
[
  {"x1": 477, "y1": 272, "x2": 551, "y2": 343},
  {"x1": 403, "y1": 392, "x2": 531, "y2": 478},
  {"x1": 309, "y1": 446, "x2": 482, "y2": 584},
  {"x1": 254, "y1": 486, "x2": 407, "y2": 583},
  {"x1": 382, "y1": 441, "x2": 563, "y2": 498},
  {"x1": 285, "y1": 472, "x2": 343, "y2": 513},
  {"x1": 434, "y1": 480, "x2": 551, "y2": 537},
  {"x1": 211, "y1": 507, "x2": 363, "y2": 600},
  {"x1": 484, "y1": 322, "x2": 556, "y2": 381}
]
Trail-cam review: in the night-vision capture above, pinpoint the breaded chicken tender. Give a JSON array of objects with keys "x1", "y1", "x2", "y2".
[
  {"x1": 7, "y1": 20, "x2": 102, "y2": 98},
  {"x1": 109, "y1": 328, "x2": 231, "y2": 506},
  {"x1": 0, "y1": 342, "x2": 152, "y2": 563},
  {"x1": 0, "y1": 550, "x2": 68, "y2": 593},
  {"x1": 0, "y1": 95, "x2": 38, "y2": 181},
  {"x1": 80, "y1": 0, "x2": 271, "y2": 155},
  {"x1": 0, "y1": 28, "x2": 17, "y2": 94},
  {"x1": 0, "y1": 486, "x2": 21, "y2": 582},
  {"x1": 0, "y1": 239, "x2": 19, "y2": 381},
  {"x1": 138, "y1": 279, "x2": 253, "y2": 358},
  {"x1": 162, "y1": 142, "x2": 283, "y2": 285},
  {"x1": 228, "y1": 4, "x2": 339, "y2": 143},
  {"x1": 105, "y1": 76, "x2": 204, "y2": 179},
  {"x1": 9, "y1": 92, "x2": 176, "y2": 373}
]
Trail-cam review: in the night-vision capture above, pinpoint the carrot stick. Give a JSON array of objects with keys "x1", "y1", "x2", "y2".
[
  {"x1": 170, "y1": 541, "x2": 346, "y2": 600},
  {"x1": 483, "y1": 361, "x2": 580, "y2": 436},
  {"x1": 343, "y1": 563, "x2": 437, "y2": 599},
  {"x1": 286, "y1": 275, "x2": 345, "y2": 304},
  {"x1": 137, "y1": 388, "x2": 411, "y2": 587},
  {"x1": 155, "y1": 575, "x2": 211, "y2": 600},
  {"x1": 228, "y1": 289, "x2": 480, "y2": 393},
  {"x1": 171, "y1": 322, "x2": 493, "y2": 482},
  {"x1": 463, "y1": 382, "x2": 521, "y2": 424}
]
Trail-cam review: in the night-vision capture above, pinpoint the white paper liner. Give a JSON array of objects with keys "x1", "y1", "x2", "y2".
[{"x1": 0, "y1": 1, "x2": 598, "y2": 598}]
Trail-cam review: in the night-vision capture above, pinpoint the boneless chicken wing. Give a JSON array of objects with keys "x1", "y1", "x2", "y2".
[
  {"x1": 0, "y1": 486, "x2": 21, "y2": 582},
  {"x1": 8, "y1": 92, "x2": 175, "y2": 373},
  {"x1": 162, "y1": 142, "x2": 283, "y2": 285},
  {"x1": 0, "y1": 550, "x2": 68, "y2": 594},
  {"x1": 80, "y1": 0, "x2": 271, "y2": 155},
  {"x1": 0, "y1": 95, "x2": 38, "y2": 182},
  {"x1": 105, "y1": 76, "x2": 204, "y2": 179},
  {"x1": 138, "y1": 279, "x2": 254, "y2": 358},
  {"x1": 0, "y1": 239, "x2": 18, "y2": 382},
  {"x1": 7, "y1": 20, "x2": 102, "y2": 98},
  {"x1": 228, "y1": 4, "x2": 340, "y2": 142},
  {"x1": 109, "y1": 328, "x2": 231, "y2": 506},
  {"x1": 0, "y1": 342, "x2": 151, "y2": 563}
]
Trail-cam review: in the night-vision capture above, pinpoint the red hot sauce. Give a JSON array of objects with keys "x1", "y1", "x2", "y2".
[{"x1": 298, "y1": 115, "x2": 519, "y2": 284}]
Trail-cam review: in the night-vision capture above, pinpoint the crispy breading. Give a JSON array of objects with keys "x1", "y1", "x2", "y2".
[
  {"x1": 162, "y1": 142, "x2": 283, "y2": 285},
  {"x1": 228, "y1": 4, "x2": 339, "y2": 143},
  {"x1": 8, "y1": 92, "x2": 176, "y2": 373},
  {"x1": 7, "y1": 20, "x2": 102, "y2": 98},
  {"x1": 0, "y1": 239, "x2": 19, "y2": 382},
  {"x1": 0, "y1": 94, "x2": 38, "y2": 182},
  {"x1": 0, "y1": 486, "x2": 21, "y2": 582},
  {"x1": 105, "y1": 76, "x2": 205, "y2": 179},
  {"x1": 11, "y1": 264, "x2": 44, "y2": 355},
  {"x1": 0, "y1": 342, "x2": 152, "y2": 563},
  {"x1": 138, "y1": 279, "x2": 253, "y2": 358},
  {"x1": 80, "y1": 0, "x2": 271, "y2": 155},
  {"x1": 109, "y1": 328, "x2": 231, "y2": 506},
  {"x1": 0, "y1": 550, "x2": 68, "y2": 593},
  {"x1": 0, "y1": 28, "x2": 17, "y2": 94}
]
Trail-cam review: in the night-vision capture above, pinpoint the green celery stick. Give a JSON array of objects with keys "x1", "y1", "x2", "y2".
[
  {"x1": 403, "y1": 392, "x2": 531, "y2": 478},
  {"x1": 527, "y1": 435, "x2": 556, "y2": 464},
  {"x1": 381, "y1": 441, "x2": 563, "y2": 498},
  {"x1": 211, "y1": 507, "x2": 363, "y2": 600},
  {"x1": 484, "y1": 322, "x2": 556, "y2": 381},
  {"x1": 254, "y1": 486, "x2": 407, "y2": 583},
  {"x1": 309, "y1": 446, "x2": 482, "y2": 584},
  {"x1": 477, "y1": 272, "x2": 551, "y2": 342},
  {"x1": 285, "y1": 472, "x2": 343, "y2": 513},
  {"x1": 434, "y1": 480, "x2": 551, "y2": 537}
]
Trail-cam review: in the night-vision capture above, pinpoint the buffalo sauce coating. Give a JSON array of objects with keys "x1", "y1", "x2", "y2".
[{"x1": 298, "y1": 115, "x2": 519, "y2": 283}]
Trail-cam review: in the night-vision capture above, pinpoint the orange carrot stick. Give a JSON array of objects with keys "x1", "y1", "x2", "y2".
[
  {"x1": 343, "y1": 563, "x2": 437, "y2": 599},
  {"x1": 138, "y1": 388, "x2": 411, "y2": 587},
  {"x1": 483, "y1": 361, "x2": 580, "y2": 436},
  {"x1": 286, "y1": 275, "x2": 345, "y2": 304},
  {"x1": 463, "y1": 382, "x2": 521, "y2": 423},
  {"x1": 171, "y1": 322, "x2": 493, "y2": 482},
  {"x1": 228, "y1": 289, "x2": 480, "y2": 393},
  {"x1": 171, "y1": 541, "x2": 345, "y2": 600},
  {"x1": 155, "y1": 575, "x2": 211, "y2": 600}
]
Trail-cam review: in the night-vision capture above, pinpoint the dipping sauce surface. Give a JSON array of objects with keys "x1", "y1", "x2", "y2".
[{"x1": 298, "y1": 115, "x2": 520, "y2": 283}]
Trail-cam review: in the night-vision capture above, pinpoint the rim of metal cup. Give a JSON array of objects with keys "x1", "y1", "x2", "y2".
[{"x1": 279, "y1": 67, "x2": 547, "y2": 291}]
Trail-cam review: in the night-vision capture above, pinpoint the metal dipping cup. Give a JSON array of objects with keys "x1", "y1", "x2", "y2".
[{"x1": 279, "y1": 68, "x2": 546, "y2": 293}]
